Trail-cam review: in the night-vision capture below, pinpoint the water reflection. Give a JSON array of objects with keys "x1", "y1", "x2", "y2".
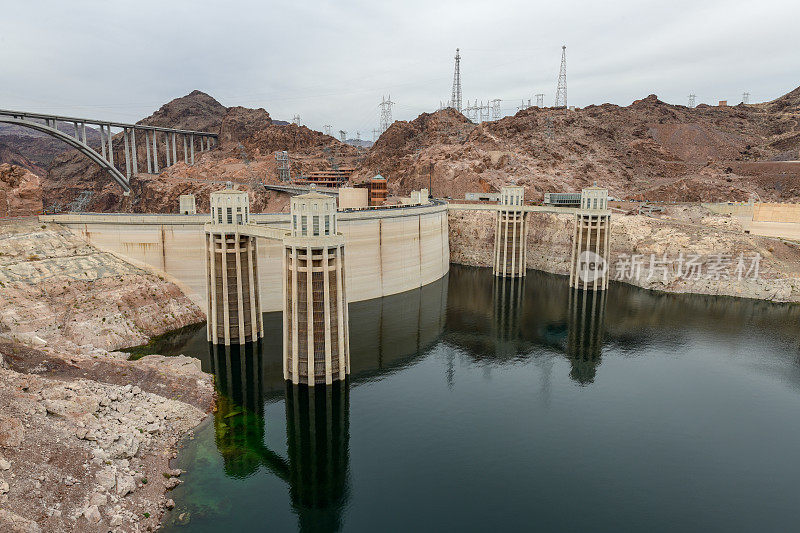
[
  {"x1": 210, "y1": 344, "x2": 350, "y2": 532},
  {"x1": 177, "y1": 279, "x2": 449, "y2": 531},
  {"x1": 285, "y1": 383, "x2": 350, "y2": 533},
  {"x1": 566, "y1": 289, "x2": 606, "y2": 384},
  {"x1": 156, "y1": 265, "x2": 800, "y2": 532},
  {"x1": 444, "y1": 266, "x2": 608, "y2": 384}
]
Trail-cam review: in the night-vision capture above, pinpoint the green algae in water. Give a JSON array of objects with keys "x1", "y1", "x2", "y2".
[{"x1": 124, "y1": 322, "x2": 206, "y2": 360}]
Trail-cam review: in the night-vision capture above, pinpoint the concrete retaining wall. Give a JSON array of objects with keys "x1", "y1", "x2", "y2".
[
  {"x1": 41, "y1": 203, "x2": 450, "y2": 313},
  {"x1": 752, "y1": 202, "x2": 800, "y2": 223}
]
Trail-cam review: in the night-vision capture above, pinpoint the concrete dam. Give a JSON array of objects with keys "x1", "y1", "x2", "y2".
[{"x1": 41, "y1": 201, "x2": 451, "y2": 313}]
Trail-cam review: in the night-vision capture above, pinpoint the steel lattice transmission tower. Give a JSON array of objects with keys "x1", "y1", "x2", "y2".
[
  {"x1": 491, "y1": 99, "x2": 502, "y2": 120},
  {"x1": 742, "y1": 92, "x2": 750, "y2": 104},
  {"x1": 324, "y1": 125, "x2": 332, "y2": 136},
  {"x1": 535, "y1": 93, "x2": 544, "y2": 107},
  {"x1": 275, "y1": 151, "x2": 291, "y2": 182},
  {"x1": 450, "y1": 48, "x2": 462, "y2": 113},
  {"x1": 339, "y1": 130, "x2": 347, "y2": 143},
  {"x1": 688, "y1": 93, "x2": 696, "y2": 108},
  {"x1": 555, "y1": 45, "x2": 567, "y2": 108},
  {"x1": 292, "y1": 114, "x2": 301, "y2": 125},
  {"x1": 379, "y1": 95, "x2": 395, "y2": 133}
]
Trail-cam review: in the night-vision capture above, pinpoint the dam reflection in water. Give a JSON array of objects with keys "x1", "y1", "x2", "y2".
[{"x1": 160, "y1": 265, "x2": 800, "y2": 532}]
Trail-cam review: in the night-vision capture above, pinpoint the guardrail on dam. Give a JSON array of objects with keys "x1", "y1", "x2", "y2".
[{"x1": 40, "y1": 202, "x2": 449, "y2": 313}]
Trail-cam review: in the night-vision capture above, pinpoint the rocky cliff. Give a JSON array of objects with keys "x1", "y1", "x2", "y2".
[{"x1": 0, "y1": 163, "x2": 43, "y2": 217}]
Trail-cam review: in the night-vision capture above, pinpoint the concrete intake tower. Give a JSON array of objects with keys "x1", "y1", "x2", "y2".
[
  {"x1": 205, "y1": 185, "x2": 264, "y2": 345},
  {"x1": 493, "y1": 185, "x2": 528, "y2": 278},
  {"x1": 284, "y1": 192, "x2": 350, "y2": 386},
  {"x1": 569, "y1": 185, "x2": 611, "y2": 291}
]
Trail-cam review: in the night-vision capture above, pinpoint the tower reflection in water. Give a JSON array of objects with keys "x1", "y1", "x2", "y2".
[
  {"x1": 202, "y1": 277, "x2": 448, "y2": 531},
  {"x1": 445, "y1": 266, "x2": 607, "y2": 384},
  {"x1": 210, "y1": 344, "x2": 350, "y2": 532},
  {"x1": 492, "y1": 276, "x2": 525, "y2": 353},
  {"x1": 566, "y1": 288, "x2": 606, "y2": 384}
]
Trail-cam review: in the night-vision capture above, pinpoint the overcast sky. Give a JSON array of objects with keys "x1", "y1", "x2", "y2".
[{"x1": 2, "y1": 0, "x2": 799, "y2": 138}]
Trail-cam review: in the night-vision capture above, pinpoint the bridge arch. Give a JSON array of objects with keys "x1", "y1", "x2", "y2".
[{"x1": 0, "y1": 117, "x2": 130, "y2": 192}]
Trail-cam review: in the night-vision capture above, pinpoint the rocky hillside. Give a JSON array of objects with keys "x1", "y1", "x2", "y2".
[
  {"x1": 0, "y1": 143, "x2": 46, "y2": 175},
  {"x1": 0, "y1": 220, "x2": 204, "y2": 351},
  {"x1": 0, "y1": 122, "x2": 101, "y2": 168},
  {"x1": 21, "y1": 84, "x2": 800, "y2": 213},
  {"x1": 0, "y1": 163, "x2": 43, "y2": 217},
  {"x1": 357, "y1": 88, "x2": 800, "y2": 203},
  {"x1": 0, "y1": 218, "x2": 213, "y2": 531}
]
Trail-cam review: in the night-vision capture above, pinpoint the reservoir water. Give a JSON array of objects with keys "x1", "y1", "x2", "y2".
[{"x1": 147, "y1": 265, "x2": 800, "y2": 532}]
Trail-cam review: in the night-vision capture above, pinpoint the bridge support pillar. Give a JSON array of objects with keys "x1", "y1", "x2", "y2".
[
  {"x1": 106, "y1": 126, "x2": 114, "y2": 167},
  {"x1": 123, "y1": 128, "x2": 131, "y2": 180},
  {"x1": 493, "y1": 185, "x2": 527, "y2": 278},
  {"x1": 150, "y1": 130, "x2": 159, "y2": 173},
  {"x1": 145, "y1": 130, "x2": 152, "y2": 173},
  {"x1": 131, "y1": 128, "x2": 138, "y2": 175},
  {"x1": 569, "y1": 185, "x2": 611, "y2": 291},
  {"x1": 164, "y1": 133, "x2": 171, "y2": 167},
  {"x1": 171, "y1": 132, "x2": 177, "y2": 165},
  {"x1": 205, "y1": 185, "x2": 263, "y2": 345},
  {"x1": 284, "y1": 192, "x2": 350, "y2": 386},
  {"x1": 100, "y1": 125, "x2": 107, "y2": 160},
  {"x1": 183, "y1": 134, "x2": 188, "y2": 164}
]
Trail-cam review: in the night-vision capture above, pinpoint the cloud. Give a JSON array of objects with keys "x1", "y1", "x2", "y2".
[{"x1": 1, "y1": 0, "x2": 798, "y2": 135}]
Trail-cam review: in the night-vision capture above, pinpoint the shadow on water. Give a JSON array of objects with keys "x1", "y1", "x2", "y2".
[{"x1": 154, "y1": 264, "x2": 800, "y2": 531}]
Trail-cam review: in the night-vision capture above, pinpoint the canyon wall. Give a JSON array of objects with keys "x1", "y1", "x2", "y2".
[{"x1": 448, "y1": 208, "x2": 800, "y2": 302}]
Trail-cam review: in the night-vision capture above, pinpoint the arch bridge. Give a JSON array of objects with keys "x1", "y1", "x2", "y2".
[{"x1": 0, "y1": 108, "x2": 219, "y2": 193}]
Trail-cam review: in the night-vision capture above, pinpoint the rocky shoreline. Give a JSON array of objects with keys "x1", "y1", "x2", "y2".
[
  {"x1": 449, "y1": 205, "x2": 800, "y2": 303},
  {"x1": 0, "y1": 219, "x2": 212, "y2": 532}
]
